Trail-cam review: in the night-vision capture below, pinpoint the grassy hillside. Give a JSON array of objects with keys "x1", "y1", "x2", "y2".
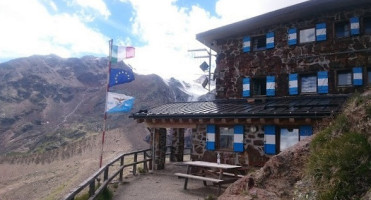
[{"x1": 306, "y1": 92, "x2": 371, "y2": 199}]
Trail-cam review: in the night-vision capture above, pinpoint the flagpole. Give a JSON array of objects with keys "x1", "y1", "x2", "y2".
[{"x1": 99, "y1": 39, "x2": 113, "y2": 168}]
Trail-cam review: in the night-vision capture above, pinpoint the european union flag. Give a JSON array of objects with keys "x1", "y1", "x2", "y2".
[{"x1": 109, "y1": 68, "x2": 135, "y2": 87}]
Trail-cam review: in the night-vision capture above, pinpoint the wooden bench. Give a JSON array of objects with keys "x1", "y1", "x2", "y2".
[
  {"x1": 209, "y1": 170, "x2": 244, "y2": 178},
  {"x1": 174, "y1": 173, "x2": 223, "y2": 193}
]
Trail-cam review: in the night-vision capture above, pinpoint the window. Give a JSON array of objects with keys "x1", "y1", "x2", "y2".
[
  {"x1": 218, "y1": 127, "x2": 233, "y2": 150},
  {"x1": 301, "y1": 75, "x2": 317, "y2": 93},
  {"x1": 252, "y1": 77, "x2": 266, "y2": 95},
  {"x1": 338, "y1": 71, "x2": 352, "y2": 86},
  {"x1": 335, "y1": 21, "x2": 350, "y2": 38},
  {"x1": 364, "y1": 17, "x2": 371, "y2": 34},
  {"x1": 299, "y1": 28, "x2": 315, "y2": 43},
  {"x1": 280, "y1": 128, "x2": 299, "y2": 151},
  {"x1": 252, "y1": 35, "x2": 266, "y2": 51}
]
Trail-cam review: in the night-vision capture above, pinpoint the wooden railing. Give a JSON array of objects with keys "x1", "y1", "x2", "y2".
[{"x1": 63, "y1": 148, "x2": 152, "y2": 200}]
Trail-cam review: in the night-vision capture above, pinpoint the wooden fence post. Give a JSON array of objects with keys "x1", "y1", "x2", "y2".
[
  {"x1": 119, "y1": 156, "x2": 124, "y2": 182},
  {"x1": 89, "y1": 180, "x2": 95, "y2": 197},
  {"x1": 104, "y1": 167, "x2": 109, "y2": 181},
  {"x1": 133, "y1": 153, "x2": 137, "y2": 175},
  {"x1": 143, "y1": 151, "x2": 148, "y2": 172}
]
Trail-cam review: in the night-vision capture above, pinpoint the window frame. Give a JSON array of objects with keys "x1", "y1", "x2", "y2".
[
  {"x1": 364, "y1": 16, "x2": 371, "y2": 35},
  {"x1": 252, "y1": 77, "x2": 267, "y2": 96},
  {"x1": 334, "y1": 20, "x2": 351, "y2": 38},
  {"x1": 299, "y1": 27, "x2": 316, "y2": 44},
  {"x1": 299, "y1": 74, "x2": 317, "y2": 94},
  {"x1": 337, "y1": 70, "x2": 353, "y2": 87},
  {"x1": 216, "y1": 126, "x2": 234, "y2": 151},
  {"x1": 252, "y1": 35, "x2": 267, "y2": 51},
  {"x1": 279, "y1": 128, "x2": 300, "y2": 152}
]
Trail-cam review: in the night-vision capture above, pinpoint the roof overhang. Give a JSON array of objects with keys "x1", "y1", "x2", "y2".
[
  {"x1": 131, "y1": 95, "x2": 349, "y2": 128},
  {"x1": 196, "y1": 0, "x2": 371, "y2": 51}
]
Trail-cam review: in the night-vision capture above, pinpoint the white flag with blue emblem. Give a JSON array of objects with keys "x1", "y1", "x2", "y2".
[{"x1": 106, "y1": 92, "x2": 135, "y2": 113}]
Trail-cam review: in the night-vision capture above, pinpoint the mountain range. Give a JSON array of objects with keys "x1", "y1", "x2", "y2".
[{"x1": 0, "y1": 55, "x2": 210, "y2": 155}]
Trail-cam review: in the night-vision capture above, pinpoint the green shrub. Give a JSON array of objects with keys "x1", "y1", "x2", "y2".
[
  {"x1": 307, "y1": 132, "x2": 371, "y2": 200},
  {"x1": 75, "y1": 186, "x2": 113, "y2": 200}
]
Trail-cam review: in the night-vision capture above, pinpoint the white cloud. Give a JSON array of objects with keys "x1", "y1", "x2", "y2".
[
  {"x1": 0, "y1": 0, "x2": 108, "y2": 60},
  {"x1": 121, "y1": 0, "x2": 221, "y2": 81},
  {"x1": 215, "y1": 0, "x2": 308, "y2": 26},
  {"x1": 122, "y1": 0, "x2": 308, "y2": 82},
  {"x1": 74, "y1": 0, "x2": 111, "y2": 19}
]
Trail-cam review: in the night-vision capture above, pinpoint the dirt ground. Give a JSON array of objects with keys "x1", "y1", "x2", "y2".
[
  {"x1": 112, "y1": 161, "x2": 224, "y2": 200},
  {"x1": 0, "y1": 128, "x2": 140, "y2": 200}
]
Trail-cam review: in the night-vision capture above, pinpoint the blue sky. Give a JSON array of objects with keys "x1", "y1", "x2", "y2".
[{"x1": 0, "y1": 0, "x2": 307, "y2": 81}]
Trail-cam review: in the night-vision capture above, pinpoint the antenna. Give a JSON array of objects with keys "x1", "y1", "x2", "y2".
[{"x1": 188, "y1": 47, "x2": 215, "y2": 92}]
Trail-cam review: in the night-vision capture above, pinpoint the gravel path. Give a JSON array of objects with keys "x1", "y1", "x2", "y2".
[{"x1": 112, "y1": 162, "x2": 223, "y2": 200}]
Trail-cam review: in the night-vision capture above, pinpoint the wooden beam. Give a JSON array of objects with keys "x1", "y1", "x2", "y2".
[
  {"x1": 188, "y1": 119, "x2": 193, "y2": 123},
  {"x1": 234, "y1": 118, "x2": 239, "y2": 123},
  {"x1": 305, "y1": 118, "x2": 311, "y2": 123},
  {"x1": 210, "y1": 118, "x2": 215, "y2": 123},
  {"x1": 145, "y1": 122, "x2": 197, "y2": 128},
  {"x1": 274, "y1": 118, "x2": 280, "y2": 124},
  {"x1": 246, "y1": 118, "x2": 252, "y2": 123},
  {"x1": 289, "y1": 118, "x2": 295, "y2": 123},
  {"x1": 259, "y1": 118, "x2": 266, "y2": 124},
  {"x1": 170, "y1": 118, "x2": 174, "y2": 123},
  {"x1": 198, "y1": 119, "x2": 204, "y2": 123},
  {"x1": 221, "y1": 118, "x2": 227, "y2": 123}
]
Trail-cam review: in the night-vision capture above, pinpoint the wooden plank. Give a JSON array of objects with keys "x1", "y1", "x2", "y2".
[
  {"x1": 183, "y1": 161, "x2": 241, "y2": 169},
  {"x1": 174, "y1": 173, "x2": 223, "y2": 183}
]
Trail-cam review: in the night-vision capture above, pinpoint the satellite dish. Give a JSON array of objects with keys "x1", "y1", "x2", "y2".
[{"x1": 199, "y1": 61, "x2": 209, "y2": 71}]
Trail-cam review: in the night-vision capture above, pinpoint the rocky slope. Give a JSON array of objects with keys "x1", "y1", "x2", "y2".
[{"x1": 0, "y1": 55, "x2": 192, "y2": 155}]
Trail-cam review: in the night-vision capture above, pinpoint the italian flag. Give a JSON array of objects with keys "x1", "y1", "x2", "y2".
[{"x1": 111, "y1": 45, "x2": 135, "y2": 63}]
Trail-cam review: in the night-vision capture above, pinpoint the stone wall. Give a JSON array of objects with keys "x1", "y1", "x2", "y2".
[
  {"x1": 191, "y1": 124, "x2": 270, "y2": 167},
  {"x1": 215, "y1": 6, "x2": 371, "y2": 99}
]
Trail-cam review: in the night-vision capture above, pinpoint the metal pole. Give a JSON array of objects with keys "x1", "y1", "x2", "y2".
[
  {"x1": 99, "y1": 39, "x2": 113, "y2": 168},
  {"x1": 208, "y1": 47, "x2": 211, "y2": 93}
]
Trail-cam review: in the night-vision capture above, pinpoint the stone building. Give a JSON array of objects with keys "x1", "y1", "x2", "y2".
[{"x1": 132, "y1": 0, "x2": 371, "y2": 170}]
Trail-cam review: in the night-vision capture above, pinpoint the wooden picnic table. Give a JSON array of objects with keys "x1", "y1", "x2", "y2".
[{"x1": 175, "y1": 161, "x2": 242, "y2": 194}]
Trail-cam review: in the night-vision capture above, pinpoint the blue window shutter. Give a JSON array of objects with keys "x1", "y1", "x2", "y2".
[
  {"x1": 289, "y1": 73, "x2": 298, "y2": 95},
  {"x1": 316, "y1": 23, "x2": 326, "y2": 41},
  {"x1": 206, "y1": 125, "x2": 215, "y2": 151},
  {"x1": 264, "y1": 125, "x2": 276, "y2": 155},
  {"x1": 317, "y1": 71, "x2": 329, "y2": 94},
  {"x1": 350, "y1": 17, "x2": 360, "y2": 35},
  {"x1": 299, "y1": 125, "x2": 312, "y2": 140},
  {"x1": 233, "y1": 125, "x2": 244, "y2": 152},
  {"x1": 288, "y1": 28, "x2": 297, "y2": 45},
  {"x1": 266, "y1": 32, "x2": 274, "y2": 49},
  {"x1": 266, "y1": 76, "x2": 275, "y2": 96},
  {"x1": 353, "y1": 67, "x2": 363, "y2": 86},
  {"x1": 243, "y1": 78, "x2": 250, "y2": 97},
  {"x1": 243, "y1": 36, "x2": 251, "y2": 52}
]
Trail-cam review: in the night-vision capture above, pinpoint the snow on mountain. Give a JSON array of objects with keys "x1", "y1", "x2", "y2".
[{"x1": 164, "y1": 75, "x2": 215, "y2": 102}]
